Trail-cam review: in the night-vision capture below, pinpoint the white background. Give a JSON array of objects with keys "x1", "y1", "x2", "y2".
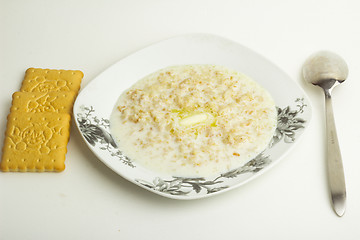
[{"x1": 1, "y1": 0, "x2": 360, "y2": 239}]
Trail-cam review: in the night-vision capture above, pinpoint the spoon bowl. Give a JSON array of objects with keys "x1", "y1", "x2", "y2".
[
  {"x1": 302, "y1": 51, "x2": 348, "y2": 217},
  {"x1": 303, "y1": 51, "x2": 348, "y2": 91}
]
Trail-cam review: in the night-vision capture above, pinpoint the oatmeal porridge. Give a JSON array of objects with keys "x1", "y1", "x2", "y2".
[{"x1": 110, "y1": 65, "x2": 277, "y2": 177}]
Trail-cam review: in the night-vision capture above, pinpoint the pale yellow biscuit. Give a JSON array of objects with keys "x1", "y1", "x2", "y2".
[
  {"x1": 20, "y1": 68, "x2": 83, "y2": 93},
  {"x1": 0, "y1": 112, "x2": 71, "y2": 172},
  {"x1": 11, "y1": 91, "x2": 76, "y2": 114}
]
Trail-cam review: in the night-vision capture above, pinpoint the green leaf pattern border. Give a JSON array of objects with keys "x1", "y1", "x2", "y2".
[{"x1": 76, "y1": 98, "x2": 307, "y2": 197}]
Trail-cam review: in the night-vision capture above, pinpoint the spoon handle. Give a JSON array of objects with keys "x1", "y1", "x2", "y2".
[{"x1": 324, "y1": 91, "x2": 346, "y2": 216}]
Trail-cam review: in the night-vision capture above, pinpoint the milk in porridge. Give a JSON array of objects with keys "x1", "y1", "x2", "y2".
[{"x1": 110, "y1": 65, "x2": 277, "y2": 177}]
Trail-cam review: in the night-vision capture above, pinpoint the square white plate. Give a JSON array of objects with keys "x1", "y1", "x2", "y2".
[{"x1": 74, "y1": 33, "x2": 311, "y2": 199}]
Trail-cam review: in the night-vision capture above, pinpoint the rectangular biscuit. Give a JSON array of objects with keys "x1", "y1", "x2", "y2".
[
  {"x1": 11, "y1": 91, "x2": 76, "y2": 114},
  {"x1": 0, "y1": 112, "x2": 71, "y2": 172},
  {"x1": 20, "y1": 68, "x2": 83, "y2": 93}
]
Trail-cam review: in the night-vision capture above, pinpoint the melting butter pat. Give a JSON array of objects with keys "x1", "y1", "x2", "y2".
[{"x1": 179, "y1": 113, "x2": 209, "y2": 127}]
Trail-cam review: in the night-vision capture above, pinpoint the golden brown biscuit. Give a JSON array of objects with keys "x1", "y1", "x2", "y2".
[
  {"x1": 0, "y1": 112, "x2": 71, "y2": 172},
  {"x1": 11, "y1": 91, "x2": 76, "y2": 114},
  {"x1": 20, "y1": 68, "x2": 83, "y2": 93}
]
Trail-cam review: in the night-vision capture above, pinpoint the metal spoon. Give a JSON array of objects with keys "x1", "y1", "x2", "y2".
[{"x1": 302, "y1": 51, "x2": 348, "y2": 217}]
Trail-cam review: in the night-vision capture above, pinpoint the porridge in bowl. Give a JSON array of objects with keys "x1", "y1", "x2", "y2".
[{"x1": 110, "y1": 65, "x2": 277, "y2": 177}]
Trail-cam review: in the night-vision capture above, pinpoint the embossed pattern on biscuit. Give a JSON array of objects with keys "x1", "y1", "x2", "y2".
[
  {"x1": 1, "y1": 113, "x2": 71, "y2": 172},
  {"x1": 11, "y1": 92, "x2": 76, "y2": 114},
  {"x1": 20, "y1": 68, "x2": 83, "y2": 93},
  {"x1": 1, "y1": 67, "x2": 83, "y2": 172}
]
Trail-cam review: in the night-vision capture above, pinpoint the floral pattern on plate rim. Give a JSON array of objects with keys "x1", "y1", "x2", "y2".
[{"x1": 76, "y1": 98, "x2": 307, "y2": 196}]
